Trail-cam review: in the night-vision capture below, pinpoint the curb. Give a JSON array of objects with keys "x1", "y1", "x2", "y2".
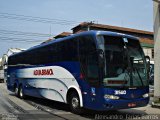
[{"x1": 151, "y1": 102, "x2": 160, "y2": 109}]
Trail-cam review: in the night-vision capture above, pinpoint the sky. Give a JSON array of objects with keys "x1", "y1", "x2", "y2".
[{"x1": 0, "y1": 0, "x2": 153, "y2": 57}]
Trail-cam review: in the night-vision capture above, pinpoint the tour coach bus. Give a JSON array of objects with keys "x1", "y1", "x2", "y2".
[{"x1": 7, "y1": 31, "x2": 150, "y2": 113}]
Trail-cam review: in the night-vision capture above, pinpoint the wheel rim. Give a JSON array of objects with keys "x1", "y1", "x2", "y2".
[
  {"x1": 20, "y1": 88, "x2": 23, "y2": 97},
  {"x1": 72, "y1": 97, "x2": 79, "y2": 108},
  {"x1": 15, "y1": 87, "x2": 18, "y2": 95}
]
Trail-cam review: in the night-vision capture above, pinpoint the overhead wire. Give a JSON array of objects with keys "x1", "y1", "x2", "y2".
[
  {"x1": 0, "y1": 29, "x2": 54, "y2": 37},
  {"x1": 0, "y1": 12, "x2": 77, "y2": 44},
  {"x1": 0, "y1": 36, "x2": 48, "y2": 43},
  {"x1": 0, "y1": 29, "x2": 55, "y2": 44},
  {"x1": 0, "y1": 12, "x2": 77, "y2": 23},
  {"x1": 0, "y1": 12, "x2": 79, "y2": 25}
]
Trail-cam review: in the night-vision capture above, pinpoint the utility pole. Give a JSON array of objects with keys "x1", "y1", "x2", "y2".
[
  {"x1": 49, "y1": 25, "x2": 52, "y2": 39},
  {"x1": 153, "y1": 0, "x2": 160, "y2": 101},
  {"x1": 87, "y1": 21, "x2": 95, "y2": 31}
]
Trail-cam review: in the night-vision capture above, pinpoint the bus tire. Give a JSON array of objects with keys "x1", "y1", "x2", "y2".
[
  {"x1": 19, "y1": 85, "x2": 25, "y2": 99},
  {"x1": 15, "y1": 85, "x2": 19, "y2": 97},
  {"x1": 69, "y1": 92, "x2": 83, "y2": 114}
]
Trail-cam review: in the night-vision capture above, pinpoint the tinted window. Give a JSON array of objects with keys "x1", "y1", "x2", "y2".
[
  {"x1": 55, "y1": 39, "x2": 78, "y2": 62},
  {"x1": 78, "y1": 36, "x2": 99, "y2": 87}
]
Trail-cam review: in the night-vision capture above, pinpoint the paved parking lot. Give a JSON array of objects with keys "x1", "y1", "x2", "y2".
[{"x1": 0, "y1": 83, "x2": 160, "y2": 120}]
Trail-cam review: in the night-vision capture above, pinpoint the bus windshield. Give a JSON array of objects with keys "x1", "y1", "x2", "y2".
[{"x1": 97, "y1": 35, "x2": 148, "y2": 88}]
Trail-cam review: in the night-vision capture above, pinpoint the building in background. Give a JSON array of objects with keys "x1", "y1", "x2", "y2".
[
  {"x1": 50, "y1": 22, "x2": 154, "y2": 61},
  {"x1": 1, "y1": 48, "x2": 25, "y2": 82},
  {"x1": 153, "y1": 0, "x2": 160, "y2": 100},
  {"x1": 54, "y1": 32, "x2": 72, "y2": 39},
  {"x1": 2, "y1": 48, "x2": 25, "y2": 67},
  {"x1": 41, "y1": 32, "x2": 72, "y2": 44},
  {"x1": 72, "y1": 22, "x2": 154, "y2": 61}
]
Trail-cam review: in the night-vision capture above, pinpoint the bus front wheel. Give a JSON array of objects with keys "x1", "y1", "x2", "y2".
[{"x1": 69, "y1": 92, "x2": 83, "y2": 114}]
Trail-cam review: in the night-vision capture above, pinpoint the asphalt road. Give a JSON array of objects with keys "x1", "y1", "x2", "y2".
[{"x1": 0, "y1": 83, "x2": 160, "y2": 120}]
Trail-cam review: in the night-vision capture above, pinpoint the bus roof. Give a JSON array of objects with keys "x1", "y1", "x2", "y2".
[{"x1": 9, "y1": 30, "x2": 139, "y2": 57}]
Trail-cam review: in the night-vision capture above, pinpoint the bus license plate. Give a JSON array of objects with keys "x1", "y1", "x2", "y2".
[{"x1": 128, "y1": 103, "x2": 136, "y2": 107}]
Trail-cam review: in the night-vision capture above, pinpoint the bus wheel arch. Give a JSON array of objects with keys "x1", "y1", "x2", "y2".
[{"x1": 67, "y1": 88, "x2": 83, "y2": 114}]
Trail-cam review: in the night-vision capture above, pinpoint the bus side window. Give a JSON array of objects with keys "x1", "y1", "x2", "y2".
[
  {"x1": 78, "y1": 36, "x2": 99, "y2": 87},
  {"x1": 87, "y1": 54, "x2": 99, "y2": 81},
  {"x1": 49, "y1": 43, "x2": 57, "y2": 63},
  {"x1": 55, "y1": 39, "x2": 78, "y2": 62}
]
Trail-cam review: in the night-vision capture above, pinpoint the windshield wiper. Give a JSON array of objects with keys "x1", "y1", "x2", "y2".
[
  {"x1": 134, "y1": 67, "x2": 144, "y2": 87},
  {"x1": 123, "y1": 38, "x2": 134, "y2": 87}
]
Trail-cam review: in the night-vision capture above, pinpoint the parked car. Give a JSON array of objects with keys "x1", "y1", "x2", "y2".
[{"x1": 149, "y1": 61, "x2": 154, "y2": 95}]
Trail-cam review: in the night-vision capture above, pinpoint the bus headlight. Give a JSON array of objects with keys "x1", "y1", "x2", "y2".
[
  {"x1": 104, "y1": 95, "x2": 119, "y2": 100},
  {"x1": 142, "y1": 93, "x2": 149, "y2": 98}
]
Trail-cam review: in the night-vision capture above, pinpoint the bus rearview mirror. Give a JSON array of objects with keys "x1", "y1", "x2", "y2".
[{"x1": 97, "y1": 49, "x2": 104, "y2": 67}]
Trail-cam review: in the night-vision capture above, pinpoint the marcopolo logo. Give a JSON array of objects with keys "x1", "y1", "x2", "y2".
[{"x1": 34, "y1": 69, "x2": 54, "y2": 76}]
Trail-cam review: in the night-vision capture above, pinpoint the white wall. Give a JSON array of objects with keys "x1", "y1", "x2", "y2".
[
  {"x1": 143, "y1": 48, "x2": 154, "y2": 61},
  {"x1": 153, "y1": 0, "x2": 160, "y2": 99}
]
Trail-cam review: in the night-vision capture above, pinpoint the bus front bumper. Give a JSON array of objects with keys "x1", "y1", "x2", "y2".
[{"x1": 101, "y1": 97, "x2": 149, "y2": 110}]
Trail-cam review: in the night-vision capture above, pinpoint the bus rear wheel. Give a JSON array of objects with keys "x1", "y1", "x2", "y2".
[
  {"x1": 15, "y1": 85, "x2": 19, "y2": 97},
  {"x1": 19, "y1": 85, "x2": 25, "y2": 99},
  {"x1": 69, "y1": 92, "x2": 83, "y2": 114}
]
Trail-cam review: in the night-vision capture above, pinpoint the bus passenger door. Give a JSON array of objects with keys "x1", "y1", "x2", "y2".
[
  {"x1": 86, "y1": 53, "x2": 100, "y2": 87},
  {"x1": 78, "y1": 36, "x2": 100, "y2": 87},
  {"x1": 78, "y1": 36, "x2": 101, "y2": 108}
]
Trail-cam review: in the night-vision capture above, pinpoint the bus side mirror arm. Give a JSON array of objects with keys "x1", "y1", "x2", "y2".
[
  {"x1": 145, "y1": 56, "x2": 150, "y2": 79},
  {"x1": 145, "y1": 56, "x2": 150, "y2": 63},
  {"x1": 97, "y1": 49, "x2": 105, "y2": 67}
]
